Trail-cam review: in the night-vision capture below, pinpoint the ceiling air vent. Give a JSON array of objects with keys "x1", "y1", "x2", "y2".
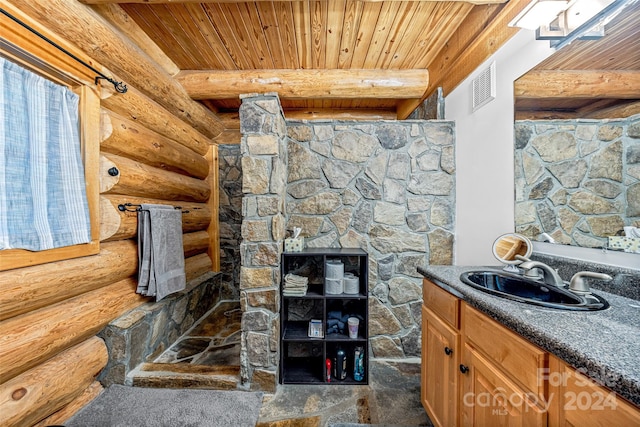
[{"x1": 472, "y1": 61, "x2": 496, "y2": 112}]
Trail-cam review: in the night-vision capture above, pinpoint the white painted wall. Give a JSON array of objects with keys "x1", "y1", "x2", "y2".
[{"x1": 446, "y1": 30, "x2": 555, "y2": 265}]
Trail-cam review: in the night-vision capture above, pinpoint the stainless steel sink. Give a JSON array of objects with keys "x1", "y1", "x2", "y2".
[{"x1": 459, "y1": 270, "x2": 609, "y2": 311}]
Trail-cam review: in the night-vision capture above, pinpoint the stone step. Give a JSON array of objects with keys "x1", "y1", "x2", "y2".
[{"x1": 129, "y1": 362, "x2": 240, "y2": 390}]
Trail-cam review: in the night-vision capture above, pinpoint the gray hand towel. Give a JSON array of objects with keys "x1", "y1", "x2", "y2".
[{"x1": 137, "y1": 204, "x2": 186, "y2": 301}]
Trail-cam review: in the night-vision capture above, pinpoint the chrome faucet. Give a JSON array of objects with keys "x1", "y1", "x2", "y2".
[
  {"x1": 515, "y1": 255, "x2": 565, "y2": 287},
  {"x1": 569, "y1": 271, "x2": 613, "y2": 295}
]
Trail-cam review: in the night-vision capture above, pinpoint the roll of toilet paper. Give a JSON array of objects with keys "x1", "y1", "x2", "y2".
[
  {"x1": 326, "y1": 278, "x2": 343, "y2": 295},
  {"x1": 325, "y1": 259, "x2": 344, "y2": 279},
  {"x1": 343, "y1": 273, "x2": 359, "y2": 294}
]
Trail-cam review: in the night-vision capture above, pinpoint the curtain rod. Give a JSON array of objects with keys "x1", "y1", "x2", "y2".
[
  {"x1": 0, "y1": 8, "x2": 127, "y2": 93},
  {"x1": 118, "y1": 203, "x2": 197, "y2": 214}
]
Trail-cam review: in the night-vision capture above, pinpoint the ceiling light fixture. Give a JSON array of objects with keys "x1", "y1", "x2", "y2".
[
  {"x1": 510, "y1": 0, "x2": 636, "y2": 48},
  {"x1": 537, "y1": 0, "x2": 623, "y2": 43},
  {"x1": 509, "y1": 0, "x2": 570, "y2": 30}
]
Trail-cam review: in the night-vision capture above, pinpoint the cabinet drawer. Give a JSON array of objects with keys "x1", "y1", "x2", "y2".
[
  {"x1": 422, "y1": 279, "x2": 459, "y2": 328},
  {"x1": 462, "y1": 303, "x2": 546, "y2": 395}
]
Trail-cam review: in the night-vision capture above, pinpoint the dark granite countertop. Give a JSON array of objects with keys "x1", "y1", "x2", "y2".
[{"x1": 418, "y1": 265, "x2": 640, "y2": 407}]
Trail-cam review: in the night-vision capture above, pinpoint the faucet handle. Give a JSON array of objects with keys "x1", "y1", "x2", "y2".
[{"x1": 569, "y1": 271, "x2": 613, "y2": 295}]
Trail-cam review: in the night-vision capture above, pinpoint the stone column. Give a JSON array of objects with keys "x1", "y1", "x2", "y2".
[{"x1": 238, "y1": 93, "x2": 287, "y2": 391}]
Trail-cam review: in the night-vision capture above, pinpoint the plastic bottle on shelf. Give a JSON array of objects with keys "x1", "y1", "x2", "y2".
[
  {"x1": 334, "y1": 347, "x2": 347, "y2": 380},
  {"x1": 353, "y1": 346, "x2": 365, "y2": 381}
]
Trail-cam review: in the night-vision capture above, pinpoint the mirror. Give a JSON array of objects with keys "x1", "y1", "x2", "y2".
[
  {"x1": 513, "y1": 2, "x2": 640, "y2": 252},
  {"x1": 492, "y1": 233, "x2": 532, "y2": 264}
]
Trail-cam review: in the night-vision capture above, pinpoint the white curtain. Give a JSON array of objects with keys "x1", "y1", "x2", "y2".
[{"x1": 0, "y1": 57, "x2": 91, "y2": 251}]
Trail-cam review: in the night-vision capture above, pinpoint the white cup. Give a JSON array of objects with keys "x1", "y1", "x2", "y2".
[{"x1": 347, "y1": 317, "x2": 359, "y2": 339}]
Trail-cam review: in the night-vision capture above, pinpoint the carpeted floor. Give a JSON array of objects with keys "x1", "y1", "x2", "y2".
[{"x1": 65, "y1": 385, "x2": 263, "y2": 427}]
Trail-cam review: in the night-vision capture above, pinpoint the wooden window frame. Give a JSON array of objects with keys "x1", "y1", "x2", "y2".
[{"x1": 0, "y1": 9, "x2": 100, "y2": 271}]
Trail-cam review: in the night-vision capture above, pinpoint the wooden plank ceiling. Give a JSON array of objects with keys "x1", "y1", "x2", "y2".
[
  {"x1": 81, "y1": 0, "x2": 639, "y2": 129},
  {"x1": 83, "y1": 0, "x2": 520, "y2": 125}
]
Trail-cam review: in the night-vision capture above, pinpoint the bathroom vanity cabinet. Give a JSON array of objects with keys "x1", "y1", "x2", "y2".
[
  {"x1": 421, "y1": 280, "x2": 461, "y2": 427},
  {"x1": 280, "y1": 248, "x2": 368, "y2": 385},
  {"x1": 421, "y1": 278, "x2": 640, "y2": 427},
  {"x1": 547, "y1": 355, "x2": 640, "y2": 426}
]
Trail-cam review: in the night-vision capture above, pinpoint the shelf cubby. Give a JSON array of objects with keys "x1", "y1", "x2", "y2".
[{"x1": 280, "y1": 248, "x2": 368, "y2": 385}]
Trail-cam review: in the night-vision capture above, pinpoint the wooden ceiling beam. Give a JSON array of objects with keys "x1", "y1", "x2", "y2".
[
  {"x1": 581, "y1": 100, "x2": 640, "y2": 120},
  {"x1": 80, "y1": 0, "x2": 508, "y2": 5},
  {"x1": 514, "y1": 110, "x2": 579, "y2": 121},
  {"x1": 515, "y1": 99, "x2": 640, "y2": 120},
  {"x1": 176, "y1": 69, "x2": 429, "y2": 100},
  {"x1": 284, "y1": 108, "x2": 397, "y2": 120},
  {"x1": 515, "y1": 70, "x2": 640, "y2": 99}
]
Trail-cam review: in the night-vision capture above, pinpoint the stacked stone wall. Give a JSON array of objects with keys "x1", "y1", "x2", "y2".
[
  {"x1": 238, "y1": 93, "x2": 456, "y2": 390},
  {"x1": 219, "y1": 144, "x2": 243, "y2": 300},
  {"x1": 515, "y1": 115, "x2": 640, "y2": 248},
  {"x1": 238, "y1": 94, "x2": 287, "y2": 391},
  {"x1": 285, "y1": 119, "x2": 455, "y2": 360}
]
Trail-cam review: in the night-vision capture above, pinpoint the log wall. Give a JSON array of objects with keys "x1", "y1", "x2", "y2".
[{"x1": 0, "y1": 2, "x2": 221, "y2": 425}]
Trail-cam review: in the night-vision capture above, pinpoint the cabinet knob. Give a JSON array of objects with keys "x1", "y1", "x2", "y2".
[
  {"x1": 459, "y1": 364, "x2": 469, "y2": 374},
  {"x1": 444, "y1": 347, "x2": 453, "y2": 356}
]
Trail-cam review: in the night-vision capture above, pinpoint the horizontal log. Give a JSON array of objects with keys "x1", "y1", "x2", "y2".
[
  {"x1": 101, "y1": 109, "x2": 209, "y2": 179},
  {"x1": 0, "y1": 278, "x2": 144, "y2": 383},
  {"x1": 514, "y1": 110, "x2": 580, "y2": 121},
  {"x1": 90, "y1": 3, "x2": 179, "y2": 76},
  {"x1": 100, "y1": 153, "x2": 210, "y2": 202},
  {"x1": 100, "y1": 195, "x2": 212, "y2": 242},
  {"x1": 176, "y1": 69, "x2": 430, "y2": 100},
  {"x1": 284, "y1": 108, "x2": 397, "y2": 121},
  {"x1": 584, "y1": 100, "x2": 640, "y2": 119},
  {"x1": 101, "y1": 84, "x2": 211, "y2": 156},
  {"x1": 99, "y1": 195, "x2": 122, "y2": 241},
  {"x1": 0, "y1": 337, "x2": 107, "y2": 427},
  {"x1": 100, "y1": 154, "x2": 119, "y2": 193},
  {"x1": 32, "y1": 381, "x2": 103, "y2": 427},
  {"x1": 515, "y1": 70, "x2": 640, "y2": 99},
  {"x1": 6, "y1": 0, "x2": 224, "y2": 139},
  {"x1": 216, "y1": 112, "x2": 240, "y2": 129},
  {"x1": 183, "y1": 231, "x2": 210, "y2": 258},
  {"x1": 185, "y1": 253, "x2": 213, "y2": 282},
  {"x1": 0, "y1": 240, "x2": 137, "y2": 321},
  {"x1": 212, "y1": 129, "x2": 241, "y2": 145}
]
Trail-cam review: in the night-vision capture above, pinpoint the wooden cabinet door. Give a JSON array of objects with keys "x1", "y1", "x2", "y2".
[
  {"x1": 548, "y1": 356, "x2": 640, "y2": 427},
  {"x1": 460, "y1": 343, "x2": 547, "y2": 427},
  {"x1": 422, "y1": 305, "x2": 460, "y2": 427}
]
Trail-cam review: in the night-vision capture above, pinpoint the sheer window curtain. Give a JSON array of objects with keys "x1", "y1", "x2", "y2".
[{"x1": 0, "y1": 57, "x2": 91, "y2": 251}]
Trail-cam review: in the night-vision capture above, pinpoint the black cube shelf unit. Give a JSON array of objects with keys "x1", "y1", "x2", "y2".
[{"x1": 280, "y1": 248, "x2": 369, "y2": 385}]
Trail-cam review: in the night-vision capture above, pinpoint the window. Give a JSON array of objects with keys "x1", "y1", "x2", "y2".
[{"x1": 0, "y1": 15, "x2": 100, "y2": 271}]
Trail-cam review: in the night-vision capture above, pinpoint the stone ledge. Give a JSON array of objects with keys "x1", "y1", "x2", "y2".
[{"x1": 98, "y1": 272, "x2": 223, "y2": 387}]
